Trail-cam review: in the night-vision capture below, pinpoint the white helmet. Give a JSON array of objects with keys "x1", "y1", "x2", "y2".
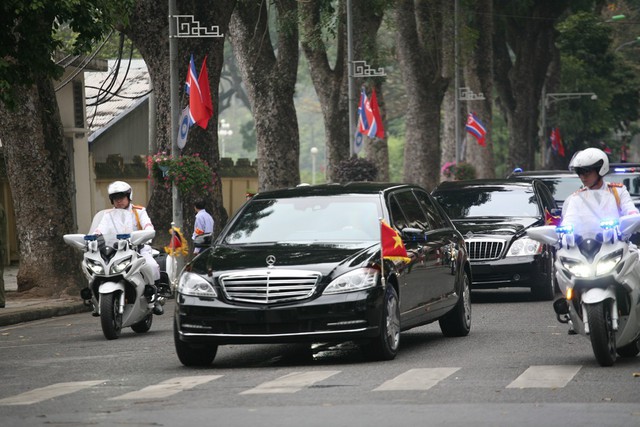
[
  {"x1": 108, "y1": 181, "x2": 133, "y2": 203},
  {"x1": 568, "y1": 147, "x2": 609, "y2": 176}
]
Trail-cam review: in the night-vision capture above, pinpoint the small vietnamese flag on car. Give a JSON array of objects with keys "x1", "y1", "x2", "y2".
[{"x1": 380, "y1": 220, "x2": 411, "y2": 263}]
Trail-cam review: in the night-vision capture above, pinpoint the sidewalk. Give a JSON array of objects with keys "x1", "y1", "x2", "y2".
[{"x1": 0, "y1": 265, "x2": 89, "y2": 327}]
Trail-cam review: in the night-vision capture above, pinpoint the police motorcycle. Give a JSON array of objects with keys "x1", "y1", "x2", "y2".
[
  {"x1": 63, "y1": 209, "x2": 167, "y2": 340},
  {"x1": 527, "y1": 214, "x2": 640, "y2": 366}
]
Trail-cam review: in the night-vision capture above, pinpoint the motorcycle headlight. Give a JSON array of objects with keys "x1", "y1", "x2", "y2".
[
  {"x1": 506, "y1": 237, "x2": 541, "y2": 257},
  {"x1": 595, "y1": 249, "x2": 623, "y2": 276},
  {"x1": 110, "y1": 257, "x2": 132, "y2": 274},
  {"x1": 560, "y1": 256, "x2": 590, "y2": 278},
  {"x1": 323, "y1": 268, "x2": 379, "y2": 294},
  {"x1": 86, "y1": 259, "x2": 104, "y2": 275},
  {"x1": 178, "y1": 271, "x2": 217, "y2": 297}
]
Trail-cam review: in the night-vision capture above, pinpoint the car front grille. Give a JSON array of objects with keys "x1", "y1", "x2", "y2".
[
  {"x1": 219, "y1": 269, "x2": 321, "y2": 304},
  {"x1": 465, "y1": 238, "x2": 505, "y2": 261}
]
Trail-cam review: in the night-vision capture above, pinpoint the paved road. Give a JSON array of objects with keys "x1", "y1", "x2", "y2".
[{"x1": 1, "y1": 289, "x2": 639, "y2": 426}]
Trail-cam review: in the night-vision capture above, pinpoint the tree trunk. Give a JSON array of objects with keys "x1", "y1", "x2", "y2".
[
  {"x1": 229, "y1": 0, "x2": 300, "y2": 191},
  {"x1": 395, "y1": 0, "x2": 449, "y2": 191},
  {"x1": 300, "y1": 0, "x2": 384, "y2": 183},
  {"x1": 462, "y1": 0, "x2": 495, "y2": 178},
  {"x1": 125, "y1": 0, "x2": 233, "y2": 244},
  {"x1": 493, "y1": 0, "x2": 570, "y2": 171},
  {"x1": 0, "y1": 80, "x2": 82, "y2": 296},
  {"x1": 440, "y1": 0, "x2": 456, "y2": 181}
]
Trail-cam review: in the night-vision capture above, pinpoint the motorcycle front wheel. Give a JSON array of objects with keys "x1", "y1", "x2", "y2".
[
  {"x1": 586, "y1": 301, "x2": 616, "y2": 366},
  {"x1": 100, "y1": 292, "x2": 123, "y2": 340}
]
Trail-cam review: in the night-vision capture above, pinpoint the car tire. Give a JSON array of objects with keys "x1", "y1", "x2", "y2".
[
  {"x1": 362, "y1": 284, "x2": 400, "y2": 361},
  {"x1": 439, "y1": 271, "x2": 471, "y2": 337},
  {"x1": 174, "y1": 320, "x2": 218, "y2": 367},
  {"x1": 532, "y1": 251, "x2": 556, "y2": 301}
]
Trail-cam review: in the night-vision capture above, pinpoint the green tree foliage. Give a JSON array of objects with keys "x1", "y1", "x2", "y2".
[
  {"x1": 554, "y1": 11, "x2": 640, "y2": 155},
  {"x1": 0, "y1": 0, "x2": 133, "y2": 108}
]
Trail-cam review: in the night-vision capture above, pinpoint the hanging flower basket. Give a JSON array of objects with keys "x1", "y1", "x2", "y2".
[
  {"x1": 441, "y1": 161, "x2": 476, "y2": 181},
  {"x1": 147, "y1": 152, "x2": 215, "y2": 196}
]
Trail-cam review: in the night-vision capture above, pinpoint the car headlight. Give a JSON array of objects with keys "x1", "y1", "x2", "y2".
[
  {"x1": 323, "y1": 268, "x2": 379, "y2": 294},
  {"x1": 110, "y1": 257, "x2": 132, "y2": 274},
  {"x1": 506, "y1": 237, "x2": 541, "y2": 256},
  {"x1": 595, "y1": 249, "x2": 623, "y2": 276},
  {"x1": 86, "y1": 259, "x2": 104, "y2": 275},
  {"x1": 178, "y1": 271, "x2": 217, "y2": 297},
  {"x1": 560, "y1": 256, "x2": 590, "y2": 278}
]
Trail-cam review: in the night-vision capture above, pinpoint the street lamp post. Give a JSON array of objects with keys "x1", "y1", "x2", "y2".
[
  {"x1": 539, "y1": 91, "x2": 598, "y2": 168},
  {"x1": 310, "y1": 147, "x2": 318, "y2": 185}
]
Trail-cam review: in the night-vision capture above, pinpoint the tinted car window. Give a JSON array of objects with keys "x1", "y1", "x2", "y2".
[
  {"x1": 414, "y1": 190, "x2": 447, "y2": 229},
  {"x1": 224, "y1": 195, "x2": 381, "y2": 244},
  {"x1": 434, "y1": 186, "x2": 540, "y2": 219},
  {"x1": 391, "y1": 190, "x2": 429, "y2": 230}
]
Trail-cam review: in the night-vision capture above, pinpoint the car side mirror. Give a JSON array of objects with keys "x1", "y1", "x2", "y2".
[
  {"x1": 401, "y1": 227, "x2": 428, "y2": 242},
  {"x1": 193, "y1": 233, "x2": 212, "y2": 248}
]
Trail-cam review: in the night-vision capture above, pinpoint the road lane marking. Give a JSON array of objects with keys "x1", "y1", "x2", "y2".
[
  {"x1": 0, "y1": 380, "x2": 105, "y2": 405},
  {"x1": 373, "y1": 368, "x2": 461, "y2": 391},
  {"x1": 507, "y1": 365, "x2": 582, "y2": 388},
  {"x1": 241, "y1": 371, "x2": 341, "y2": 394},
  {"x1": 110, "y1": 375, "x2": 223, "y2": 400}
]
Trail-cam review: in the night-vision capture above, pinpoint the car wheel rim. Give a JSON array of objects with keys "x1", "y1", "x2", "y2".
[
  {"x1": 386, "y1": 293, "x2": 400, "y2": 350},
  {"x1": 462, "y1": 275, "x2": 471, "y2": 327}
]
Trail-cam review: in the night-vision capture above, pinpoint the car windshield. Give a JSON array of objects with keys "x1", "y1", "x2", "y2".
[
  {"x1": 535, "y1": 176, "x2": 582, "y2": 202},
  {"x1": 434, "y1": 186, "x2": 539, "y2": 219},
  {"x1": 223, "y1": 195, "x2": 382, "y2": 245}
]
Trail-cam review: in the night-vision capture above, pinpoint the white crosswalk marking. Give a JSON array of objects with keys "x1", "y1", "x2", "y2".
[
  {"x1": 0, "y1": 380, "x2": 105, "y2": 406},
  {"x1": 110, "y1": 375, "x2": 223, "y2": 400},
  {"x1": 373, "y1": 368, "x2": 461, "y2": 391},
  {"x1": 241, "y1": 371, "x2": 341, "y2": 394},
  {"x1": 507, "y1": 365, "x2": 582, "y2": 389}
]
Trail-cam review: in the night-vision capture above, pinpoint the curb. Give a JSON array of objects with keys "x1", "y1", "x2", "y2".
[{"x1": 0, "y1": 302, "x2": 90, "y2": 327}]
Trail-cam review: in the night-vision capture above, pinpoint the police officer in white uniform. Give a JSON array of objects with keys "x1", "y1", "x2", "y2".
[
  {"x1": 562, "y1": 148, "x2": 638, "y2": 235},
  {"x1": 94, "y1": 181, "x2": 163, "y2": 315}
]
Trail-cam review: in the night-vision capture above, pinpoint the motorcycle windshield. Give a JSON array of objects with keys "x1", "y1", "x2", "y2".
[
  {"x1": 562, "y1": 190, "x2": 619, "y2": 238},
  {"x1": 92, "y1": 209, "x2": 134, "y2": 246}
]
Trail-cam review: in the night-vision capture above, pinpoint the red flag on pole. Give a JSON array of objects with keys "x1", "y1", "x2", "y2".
[
  {"x1": 198, "y1": 56, "x2": 213, "y2": 129},
  {"x1": 185, "y1": 54, "x2": 213, "y2": 130},
  {"x1": 465, "y1": 112, "x2": 487, "y2": 146},
  {"x1": 550, "y1": 127, "x2": 565, "y2": 157},
  {"x1": 369, "y1": 88, "x2": 385, "y2": 139}
]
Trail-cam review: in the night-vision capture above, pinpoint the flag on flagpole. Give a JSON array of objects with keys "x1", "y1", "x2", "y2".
[
  {"x1": 380, "y1": 220, "x2": 411, "y2": 263},
  {"x1": 164, "y1": 226, "x2": 189, "y2": 257},
  {"x1": 357, "y1": 88, "x2": 370, "y2": 134},
  {"x1": 354, "y1": 128, "x2": 364, "y2": 154},
  {"x1": 198, "y1": 55, "x2": 213, "y2": 129},
  {"x1": 369, "y1": 88, "x2": 385, "y2": 139},
  {"x1": 544, "y1": 208, "x2": 561, "y2": 226},
  {"x1": 185, "y1": 54, "x2": 213, "y2": 129},
  {"x1": 550, "y1": 127, "x2": 565, "y2": 157},
  {"x1": 465, "y1": 112, "x2": 487, "y2": 146}
]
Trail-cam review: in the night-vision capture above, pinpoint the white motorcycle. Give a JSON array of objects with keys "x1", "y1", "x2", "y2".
[
  {"x1": 528, "y1": 214, "x2": 640, "y2": 366},
  {"x1": 63, "y1": 210, "x2": 166, "y2": 340}
]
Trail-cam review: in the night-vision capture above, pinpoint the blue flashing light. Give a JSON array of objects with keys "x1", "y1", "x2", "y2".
[
  {"x1": 84, "y1": 235, "x2": 97, "y2": 241},
  {"x1": 600, "y1": 218, "x2": 619, "y2": 230},
  {"x1": 556, "y1": 224, "x2": 574, "y2": 235},
  {"x1": 116, "y1": 233, "x2": 131, "y2": 240},
  {"x1": 614, "y1": 168, "x2": 626, "y2": 172}
]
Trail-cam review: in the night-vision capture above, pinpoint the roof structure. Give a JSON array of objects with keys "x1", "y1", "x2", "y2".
[{"x1": 84, "y1": 59, "x2": 151, "y2": 140}]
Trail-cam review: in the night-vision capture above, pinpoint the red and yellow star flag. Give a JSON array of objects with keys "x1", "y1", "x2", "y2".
[
  {"x1": 164, "y1": 226, "x2": 189, "y2": 257},
  {"x1": 544, "y1": 208, "x2": 561, "y2": 226},
  {"x1": 380, "y1": 220, "x2": 411, "y2": 263}
]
